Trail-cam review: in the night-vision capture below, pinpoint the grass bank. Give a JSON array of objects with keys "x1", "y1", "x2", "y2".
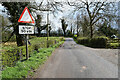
[{"x1": 2, "y1": 37, "x2": 64, "y2": 79}]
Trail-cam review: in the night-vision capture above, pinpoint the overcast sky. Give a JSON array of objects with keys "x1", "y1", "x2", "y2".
[
  {"x1": 0, "y1": 1, "x2": 76, "y2": 31},
  {"x1": 0, "y1": 0, "x2": 118, "y2": 31}
]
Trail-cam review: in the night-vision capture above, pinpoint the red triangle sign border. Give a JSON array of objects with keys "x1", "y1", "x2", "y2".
[{"x1": 18, "y1": 7, "x2": 35, "y2": 23}]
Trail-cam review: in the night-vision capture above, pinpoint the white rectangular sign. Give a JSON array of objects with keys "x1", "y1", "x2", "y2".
[{"x1": 19, "y1": 25, "x2": 34, "y2": 34}]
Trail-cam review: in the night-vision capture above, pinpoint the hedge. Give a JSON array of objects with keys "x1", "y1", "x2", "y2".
[
  {"x1": 2, "y1": 41, "x2": 64, "y2": 79},
  {"x1": 107, "y1": 43, "x2": 119, "y2": 49},
  {"x1": 2, "y1": 37, "x2": 64, "y2": 68},
  {"x1": 77, "y1": 36, "x2": 108, "y2": 48}
]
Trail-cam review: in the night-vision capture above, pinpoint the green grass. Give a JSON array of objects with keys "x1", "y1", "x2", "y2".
[
  {"x1": 2, "y1": 37, "x2": 64, "y2": 68},
  {"x1": 2, "y1": 40, "x2": 64, "y2": 79},
  {"x1": 107, "y1": 43, "x2": 119, "y2": 49}
]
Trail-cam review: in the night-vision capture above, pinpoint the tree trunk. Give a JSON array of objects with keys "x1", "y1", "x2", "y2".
[
  {"x1": 77, "y1": 25, "x2": 79, "y2": 37},
  {"x1": 37, "y1": 27, "x2": 41, "y2": 37},
  {"x1": 49, "y1": 30, "x2": 51, "y2": 37},
  {"x1": 73, "y1": 29, "x2": 75, "y2": 35},
  {"x1": 71, "y1": 25, "x2": 73, "y2": 33},
  {"x1": 83, "y1": 30, "x2": 85, "y2": 37},
  {"x1": 15, "y1": 25, "x2": 24, "y2": 47},
  {"x1": 90, "y1": 25, "x2": 93, "y2": 38},
  {"x1": 63, "y1": 31, "x2": 66, "y2": 37}
]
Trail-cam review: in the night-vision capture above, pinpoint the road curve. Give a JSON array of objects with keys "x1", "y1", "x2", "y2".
[{"x1": 33, "y1": 38, "x2": 118, "y2": 78}]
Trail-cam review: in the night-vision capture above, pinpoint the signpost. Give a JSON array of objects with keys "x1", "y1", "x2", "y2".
[{"x1": 18, "y1": 7, "x2": 35, "y2": 60}]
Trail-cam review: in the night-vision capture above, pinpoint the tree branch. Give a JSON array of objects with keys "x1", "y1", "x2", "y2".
[{"x1": 3, "y1": 30, "x2": 15, "y2": 43}]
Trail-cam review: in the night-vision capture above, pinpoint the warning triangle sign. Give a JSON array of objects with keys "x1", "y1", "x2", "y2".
[{"x1": 18, "y1": 7, "x2": 35, "y2": 23}]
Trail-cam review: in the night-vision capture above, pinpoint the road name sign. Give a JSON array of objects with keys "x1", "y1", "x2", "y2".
[
  {"x1": 18, "y1": 7, "x2": 35, "y2": 23},
  {"x1": 19, "y1": 25, "x2": 34, "y2": 34}
]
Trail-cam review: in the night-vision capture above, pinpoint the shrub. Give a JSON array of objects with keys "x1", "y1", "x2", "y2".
[
  {"x1": 47, "y1": 40, "x2": 55, "y2": 47},
  {"x1": 67, "y1": 31, "x2": 73, "y2": 37},
  {"x1": 32, "y1": 44, "x2": 40, "y2": 51},
  {"x1": 2, "y1": 37, "x2": 64, "y2": 68},
  {"x1": 74, "y1": 35, "x2": 77, "y2": 39},
  {"x1": 2, "y1": 41, "x2": 64, "y2": 79},
  {"x1": 107, "y1": 43, "x2": 119, "y2": 49},
  {"x1": 90, "y1": 36, "x2": 108, "y2": 48},
  {"x1": 29, "y1": 36, "x2": 37, "y2": 39},
  {"x1": 2, "y1": 47, "x2": 20, "y2": 67},
  {"x1": 77, "y1": 37, "x2": 90, "y2": 46},
  {"x1": 76, "y1": 36, "x2": 108, "y2": 48},
  {"x1": 60, "y1": 37, "x2": 65, "y2": 41}
]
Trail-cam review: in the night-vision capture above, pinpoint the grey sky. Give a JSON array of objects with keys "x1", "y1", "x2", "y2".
[{"x1": 0, "y1": 0, "x2": 118, "y2": 31}]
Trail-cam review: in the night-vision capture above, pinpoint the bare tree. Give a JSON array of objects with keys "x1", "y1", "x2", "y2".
[
  {"x1": 29, "y1": 0, "x2": 63, "y2": 36},
  {"x1": 68, "y1": 0, "x2": 117, "y2": 38},
  {"x1": 61, "y1": 18, "x2": 68, "y2": 36}
]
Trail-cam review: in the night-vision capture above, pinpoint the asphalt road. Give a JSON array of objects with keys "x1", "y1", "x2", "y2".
[{"x1": 33, "y1": 38, "x2": 118, "y2": 78}]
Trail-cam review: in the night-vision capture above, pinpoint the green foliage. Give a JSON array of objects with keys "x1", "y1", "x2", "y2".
[
  {"x1": 74, "y1": 35, "x2": 77, "y2": 39},
  {"x1": 2, "y1": 2, "x2": 30, "y2": 46},
  {"x1": 2, "y1": 47, "x2": 20, "y2": 67},
  {"x1": 29, "y1": 36, "x2": 37, "y2": 39},
  {"x1": 76, "y1": 36, "x2": 119, "y2": 49},
  {"x1": 60, "y1": 37, "x2": 65, "y2": 41},
  {"x1": 32, "y1": 44, "x2": 40, "y2": 51},
  {"x1": 2, "y1": 37, "x2": 64, "y2": 68},
  {"x1": 2, "y1": 40, "x2": 64, "y2": 79},
  {"x1": 77, "y1": 36, "x2": 108, "y2": 48},
  {"x1": 77, "y1": 37, "x2": 90, "y2": 46},
  {"x1": 90, "y1": 36, "x2": 108, "y2": 48},
  {"x1": 1, "y1": 15, "x2": 15, "y2": 42},
  {"x1": 66, "y1": 30, "x2": 73, "y2": 37},
  {"x1": 98, "y1": 22, "x2": 118, "y2": 38},
  {"x1": 58, "y1": 28, "x2": 63, "y2": 36},
  {"x1": 107, "y1": 43, "x2": 119, "y2": 49}
]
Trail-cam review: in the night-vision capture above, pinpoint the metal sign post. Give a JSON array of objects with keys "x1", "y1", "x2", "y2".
[
  {"x1": 18, "y1": 7, "x2": 35, "y2": 60},
  {"x1": 26, "y1": 34, "x2": 29, "y2": 59}
]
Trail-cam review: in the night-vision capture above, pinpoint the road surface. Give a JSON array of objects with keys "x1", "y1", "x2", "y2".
[{"x1": 33, "y1": 38, "x2": 118, "y2": 78}]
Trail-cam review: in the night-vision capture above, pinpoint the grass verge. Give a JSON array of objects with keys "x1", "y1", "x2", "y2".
[{"x1": 2, "y1": 41, "x2": 64, "y2": 79}]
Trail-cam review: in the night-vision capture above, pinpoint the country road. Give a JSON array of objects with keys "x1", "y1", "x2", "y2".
[{"x1": 33, "y1": 38, "x2": 118, "y2": 78}]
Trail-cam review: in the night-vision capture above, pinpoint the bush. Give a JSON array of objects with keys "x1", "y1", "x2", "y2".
[
  {"x1": 32, "y1": 44, "x2": 40, "y2": 51},
  {"x1": 47, "y1": 40, "x2": 54, "y2": 47},
  {"x1": 76, "y1": 36, "x2": 108, "y2": 48},
  {"x1": 67, "y1": 31, "x2": 73, "y2": 37},
  {"x1": 60, "y1": 37, "x2": 65, "y2": 41},
  {"x1": 2, "y1": 41, "x2": 64, "y2": 79},
  {"x1": 29, "y1": 36, "x2": 37, "y2": 39},
  {"x1": 2, "y1": 37, "x2": 64, "y2": 68},
  {"x1": 74, "y1": 35, "x2": 77, "y2": 39},
  {"x1": 2, "y1": 47, "x2": 20, "y2": 67},
  {"x1": 2, "y1": 46, "x2": 27, "y2": 68},
  {"x1": 107, "y1": 43, "x2": 119, "y2": 49},
  {"x1": 90, "y1": 36, "x2": 108, "y2": 48},
  {"x1": 77, "y1": 37, "x2": 90, "y2": 46}
]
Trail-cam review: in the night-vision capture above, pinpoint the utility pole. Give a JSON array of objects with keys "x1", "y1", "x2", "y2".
[
  {"x1": 47, "y1": 0, "x2": 49, "y2": 48},
  {"x1": 38, "y1": 0, "x2": 52, "y2": 48},
  {"x1": 77, "y1": 15, "x2": 79, "y2": 37}
]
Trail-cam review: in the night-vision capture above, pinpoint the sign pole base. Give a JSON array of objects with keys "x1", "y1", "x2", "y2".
[{"x1": 26, "y1": 34, "x2": 29, "y2": 60}]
